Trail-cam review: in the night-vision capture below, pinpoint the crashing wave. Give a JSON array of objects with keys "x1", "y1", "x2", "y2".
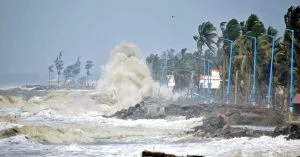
[
  {"x1": 0, "y1": 125, "x2": 93, "y2": 144},
  {"x1": 94, "y1": 42, "x2": 158, "y2": 114}
]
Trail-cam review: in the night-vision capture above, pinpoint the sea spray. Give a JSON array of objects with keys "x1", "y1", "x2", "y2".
[
  {"x1": 0, "y1": 42, "x2": 176, "y2": 117},
  {"x1": 95, "y1": 42, "x2": 158, "y2": 113}
]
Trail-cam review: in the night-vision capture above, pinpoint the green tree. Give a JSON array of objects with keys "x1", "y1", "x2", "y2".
[
  {"x1": 284, "y1": 6, "x2": 300, "y2": 94},
  {"x1": 193, "y1": 21, "x2": 217, "y2": 89},
  {"x1": 267, "y1": 26, "x2": 279, "y2": 37},
  {"x1": 63, "y1": 57, "x2": 81, "y2": 82},
  {"x1": 63, "y1": 65, "x2": 75, "y2": 81},
  {"x1": 48, "y1": 64, "x2": 54, "y2": 85},
  {"x1": 223, "y1": 19, "x2": 241, "y2": 41},
  {"x1": 146, "y1": 53, "x2": 161, "y2": 81},
  {"x1": 172, "y1": 50, "x2": 197, "y2": 92},
  {"x1": 193, "y1": 21, "x2": 217, "y2": 53},
  {"x1": 54, "y1": 51, "x2": 64, "y2": 84},
  {"x1": 85, "y1": 60, "x2": 94, "y2": 85},
  {"x1": 244, "y1": 14, "x2": 266, "y2": 37},
  {"x1": 73, "y1": 57, "x2": 81, "y2": 77},
  {"x1": 231, "y1": 14, "x2": 273, "y2": 104},
  {"x1": 232, "y1": 36, "x2": 253, "y2": 103},
  {"x1": 219, "y1": 19, "x2": 241, "y2": 102},
  {"x1": 145, "y1": 49, "x2": 198, "y2": 92}
]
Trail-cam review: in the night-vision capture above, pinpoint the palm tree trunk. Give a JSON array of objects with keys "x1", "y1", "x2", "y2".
[
  {"x1": 245, "y1": 61, "x2": 251, "y2": 104},
  {"x1": 48, "y1": 71, "x2": 50, "y2": 86},
  {"x1": 221, "y1": 55, "x2": 228, "y2": 104},
  {"x1": 258, "y1": 80, "x2": 263, "y2": 104},
  {"x1": 86, "y1": 70, "x2": 89, "y2": 87},
  {"x1": 197, "y1": 60, "x2": 200, "y2": 93},
  {"x1": 197, "y1": 51, "x2": 202, "y2": 94},
  {"x1": 272, "y1": 85, "x2": 276, "y2": 109},
  {"x1": 57, "y1": 73, "x2": 59, "y2": 84}
]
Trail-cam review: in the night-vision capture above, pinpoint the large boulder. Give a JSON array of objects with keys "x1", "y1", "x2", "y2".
[
  {"x1": 141, "y1": 150, "x2": 203, "y2": 157},
  {"x1": 273, "y1": 123, "x2": 300, "y2": 140},
  {"x1": 110, "y1": 99, "x2": 165, "y2": 119},
  {"x1": 187, "y1": 113, "x2": 274, "y2": 138},
  {"x1": 165, "y1": 104, "x2": 285, "y2": 126}
]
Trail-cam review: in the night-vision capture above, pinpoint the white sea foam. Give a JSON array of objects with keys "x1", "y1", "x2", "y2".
[
  {"x1": 1, "y1": 133, "x2": 299, "y2": 157},
  {"x1": 95, "y1": 42, "x2": 158, "y2": 115}
]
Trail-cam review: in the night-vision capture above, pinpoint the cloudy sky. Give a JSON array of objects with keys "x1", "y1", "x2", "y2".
[{"x1": 0, "y1": 0, "x2": 298, "y2": 83}]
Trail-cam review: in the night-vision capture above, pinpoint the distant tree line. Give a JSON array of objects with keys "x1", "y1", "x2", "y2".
[{"x1": 48, "y1": 52, "x2": 94, "y2": 85}]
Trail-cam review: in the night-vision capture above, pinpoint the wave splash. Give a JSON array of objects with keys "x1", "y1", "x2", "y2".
[{"x1": 95, "y1": 42, "x2": 158, "y2": 114}]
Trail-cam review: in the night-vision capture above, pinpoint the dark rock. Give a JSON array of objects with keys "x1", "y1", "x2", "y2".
[
  {"x1": 164, "y1": 104, "x2": 284, "y2": 126},
  {"x1": 0, "y1": 128, "x2": 19, "y2": 138},
  {"x1": 32, "y1": 86, "x2": 48, "y2": 90},
  {"x1": 141, "y1": 150, "x2": 204, "y2": 157},
  {"x1": 111, "y1": 99, "x2": 167, "y2": 119},
  {"x1": 188, "y1": 113, "x2": 275, "y2": 139},
  {"x1": 142, "y1": 151, "x2": 176, "y2": 157},
  {"x1": 111, "y1": 100, "x2": 285, "y2": 139},
  {"x1": 273, "y1": 123, "x2": 300, "y2": 140}
]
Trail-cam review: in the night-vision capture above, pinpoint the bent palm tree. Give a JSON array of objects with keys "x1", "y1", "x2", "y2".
[
  {"x1": 193, "y1": 21, "x2": 217, "y2": 53},
  {"x1": 193, "y1": 21, "x2": 217, "y2": 90}
]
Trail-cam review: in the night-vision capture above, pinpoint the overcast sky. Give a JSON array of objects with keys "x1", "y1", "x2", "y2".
[{"x1": 0, "y1": 0, "x2": 299, "y2": 80}]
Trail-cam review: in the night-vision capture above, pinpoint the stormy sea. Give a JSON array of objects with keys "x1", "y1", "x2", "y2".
[{"x1": 1, "y1": 43, "x2": 300, "y2": 157}]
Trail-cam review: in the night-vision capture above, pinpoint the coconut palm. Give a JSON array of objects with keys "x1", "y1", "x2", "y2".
[
  {"x1": 284, "y1": 6, "x2": 300, "y2": 94},
  {"x1": 232, "y1": 36, "x2": 253, "y2": 103},
  {"x1": 172, "y1": 50, "x2": 197, "y2": 92},
  {"x1": 256, "y1": 35, "x2": 272, "y2": 103},
  {"x1": 223, "y1": 19, "x2": 241, "y2": 41},
  {"x1": 48, "y1": 64, "x2": 54, "y2": 85},
  {"x1": 193, "y1": 21, "x2": 218, "y2": 53},
  {"x1": 219, "y1": 19, "x2": 241, "y2": 102},
  {"x1": 193, "y1": 21, "x2": 217, "y2": 90},
  {"x1": 54, "y1": 51, "x2": 64, "y2": 84},
  {"x1": 85, "y1": 60, "x2": 94, "y2": 86}
]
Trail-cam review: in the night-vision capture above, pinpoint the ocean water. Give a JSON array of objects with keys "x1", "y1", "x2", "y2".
[
  {"x1": 1, "y1": 43, "x2": 300, "y2": 157},
  {"x1": 2, "y1": 109, "x2": 300, "y2": 157},
  {"x1": 1, "y1": 92, "x2": 300, "y2": 157}
]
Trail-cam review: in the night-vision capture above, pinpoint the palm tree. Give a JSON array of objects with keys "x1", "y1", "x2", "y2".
[
  {"x1": 232, "y1": 36, "x2": 252, "y2": 103},
  {"x1": 172, "y1": 51, "x2": 197, "y2": 94},
  {"x1": 223, "y1": 19, "x2": 242, "y2": 101},
  {"x1": 48, "y1": 64, "x2": 54, "y2": 85},
  {"x1": 267, "y1": 26, "x2": 279, "y2": 37},
  {"x1": 284, "y1": 6, "x2": 300, "y2": 94},
  {"x1": 256, "y1": 35, "x2": 272, "y2": 104},
  {"x1": 223, "y1": 19, "x2": 241, "y2": 41},
  {"x1": 85, "y1": 60, "x2": 94, "y2": 86},
  {"x1": 193, "y1": 21, "x2": 217, "y2": 90},
  {"x1": 273, "y1": 42, "x2": 290, "y2": 109},
  {"x1": 54, "y1": 51, "x2": 64, "y2": 84},
  {"x1": 231, "y1": 15, "x2": 270, "y2": 104},
  {"x1": 193, "y1": 21, "x2": 217, "y2": 53}
]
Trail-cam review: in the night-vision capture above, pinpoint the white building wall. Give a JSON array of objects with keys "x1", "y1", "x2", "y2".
[{"x1": 199, "y1": 69, "x2": 221, "y2": 89}]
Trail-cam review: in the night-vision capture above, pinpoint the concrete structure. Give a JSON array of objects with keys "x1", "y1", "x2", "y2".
[{"x1": 199, "y1": 69, "x2": 221, "y2": 89}]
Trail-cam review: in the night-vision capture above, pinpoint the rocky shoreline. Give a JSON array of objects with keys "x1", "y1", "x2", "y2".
[{"x1": 112, "y1": 99, "x2": 300, "y2": 140}]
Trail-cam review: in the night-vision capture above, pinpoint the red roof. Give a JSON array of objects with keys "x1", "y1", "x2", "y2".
[{"x1": 292, "y1": 94, "x2": 300, "y2": 104}]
